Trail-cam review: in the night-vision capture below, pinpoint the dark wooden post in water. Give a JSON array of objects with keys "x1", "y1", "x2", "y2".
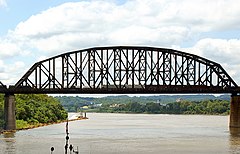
[
  {"x1": 230, "y1": 94, "x2": 240, "y2": 128},
  {"x1": 4, "y1": 93, "x2": 16, "y2": 130}
]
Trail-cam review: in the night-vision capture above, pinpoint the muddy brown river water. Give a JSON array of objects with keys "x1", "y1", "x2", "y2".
[{"x1": 1, "y1": 113, "x2": 240, "y2": 154}]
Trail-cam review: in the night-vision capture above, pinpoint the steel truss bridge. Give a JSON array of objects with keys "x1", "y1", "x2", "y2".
[{"x1": 0, "y1": 46, "x2": 238, "y2": 94}]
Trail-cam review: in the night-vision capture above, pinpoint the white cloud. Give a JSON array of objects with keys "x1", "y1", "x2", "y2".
[
  {"x1": 0, "y1": 0, "x2": 6, "y2": 8},
  {"x1": 182, "y1": 38, "x2": 240, "y2": 84},
  {"x1": 0, "y1": 39, "x2": 21, "y2": 58},
  {"x1": 0, "y1": 60, "x2": 26, "y2": 85},
  {"x1": 0, "y1": 0, "x2": 240, "y2": 85},
  {"x1": 0, "y1": 60, "x2": 5, "y2": 73},
  {"x1": 108, "y1": 25, "x2": 190, "y2": 46},
  {"x1": 194, "y1": 39, "x2": 240, "y2": 65},
  {"x1": 8, "y1": 0, "x2": 240, "y2": 53},
  {"x1": 6, "y1": 0, "x2": 240, "y2": 56}
]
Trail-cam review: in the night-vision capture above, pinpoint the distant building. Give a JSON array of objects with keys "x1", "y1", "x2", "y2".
[
  {"x1": 93, "y1": 103, "x2": 102, "y2": 107},
  {"x1": 109, "y1": 104, "x2": 121, "y2": 108},
  {"x1": 82, "y1": 106, "x2": 89, "y2": 109},
  {"x1": 176, "y1": 98, "x2": 183, "y2": 102}
]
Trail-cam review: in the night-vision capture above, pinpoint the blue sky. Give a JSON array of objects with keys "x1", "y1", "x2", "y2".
[{"x1": 0, "y1": 0, "x2": 240, "y2": 88}]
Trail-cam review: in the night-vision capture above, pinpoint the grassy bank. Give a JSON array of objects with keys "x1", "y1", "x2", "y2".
[{"x1": 16, "y1": 117, "x2": 88, "y2": 130}]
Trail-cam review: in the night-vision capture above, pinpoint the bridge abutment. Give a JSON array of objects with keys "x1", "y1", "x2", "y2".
[
  {"x1": 4, "y1": 94, "x2": 16, "y2": 130},
  {"x1": 230, "y1": 94, "x2": 240, "y2": 128}
]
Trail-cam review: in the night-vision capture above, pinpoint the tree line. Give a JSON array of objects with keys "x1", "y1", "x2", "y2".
[
  {"x1": 96, "y1": 99, "x2": 230, "y2": 115},
  {"x1": 56, "y1": 95, "x2": 230, "y2": 112},
  {"x1": 0, "y1": 94, "x2": 68, "y2": 129}
]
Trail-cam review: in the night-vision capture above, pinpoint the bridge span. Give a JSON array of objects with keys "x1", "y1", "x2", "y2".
[{"x1": 1, "y1": 46, "x2": 240, "y2": 130}]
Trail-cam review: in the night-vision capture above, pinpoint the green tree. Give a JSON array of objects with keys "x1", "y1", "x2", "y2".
[
  {"x1": 145, "y1": 102, "x2": 161, "y2": 113},
  {"x1": 15, "y1": 94, "x2": 67, "y2": 125},
  {"x1": 125, "y1": 102, "x2": 143, "y2": 113}
]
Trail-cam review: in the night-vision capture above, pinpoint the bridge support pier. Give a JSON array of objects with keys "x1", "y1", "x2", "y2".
[
  {"x1": 230, "y1": 94, "x2": 240, "y2": 128},
  {"x1": 4, "y1": 94, "x2": 16, "y2": 130}
]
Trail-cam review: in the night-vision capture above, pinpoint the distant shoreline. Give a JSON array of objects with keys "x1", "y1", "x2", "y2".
[{"x1": 87, "y1": 111, "x2": 229, "y2": 116}]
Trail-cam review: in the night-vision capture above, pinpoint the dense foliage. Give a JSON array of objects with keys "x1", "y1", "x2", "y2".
[
  {"x1": 96, "y1": 100, "x2": 230, "y2": 115},
  {"x1": 56, "y1": 95, "x2": 230, "y2": 112},
  {"x1": 56, "y1": 96, "x2": 95, "y2": 112},
  {"x1": 0, "y1": 94, "x2": 68, "y2": 129},
  {"x1": 56, "y1": 95, "x2": 154, "y2": 112}
]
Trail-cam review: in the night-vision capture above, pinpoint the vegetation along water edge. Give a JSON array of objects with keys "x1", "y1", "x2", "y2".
[
  {"x1": 0, "y1": 94, "x2": 81, "y2": 132},
  {"x1": 57, "y1": 95, "x2": 230, "y2": 115}
]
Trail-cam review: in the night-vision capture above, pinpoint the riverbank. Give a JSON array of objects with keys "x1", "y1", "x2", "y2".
[
  {"x1": 1, "y1": 113, "x2": 88, "y2": 134},
  {"x1": 16, "y1": 116, "x2": 88, "y2": 131}
]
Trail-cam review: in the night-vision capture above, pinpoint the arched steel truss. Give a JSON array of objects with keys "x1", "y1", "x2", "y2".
[{"x1": 12, "y1": 46, "x2": 239, "y2": 94}]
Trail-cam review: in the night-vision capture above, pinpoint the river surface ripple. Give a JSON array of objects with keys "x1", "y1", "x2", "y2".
[{"x1": 1, "y1": 113, "x2": 240, "y2": 154}]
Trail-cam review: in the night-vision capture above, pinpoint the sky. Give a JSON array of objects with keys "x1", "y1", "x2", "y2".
[{"x1": 0, "y1": 0, "x2": 240, "y2": 90}]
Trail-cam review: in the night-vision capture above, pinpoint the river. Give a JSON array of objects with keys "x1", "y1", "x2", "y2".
[{"x1": 0, "y1": 113, "x2": 240, "y2": 154}]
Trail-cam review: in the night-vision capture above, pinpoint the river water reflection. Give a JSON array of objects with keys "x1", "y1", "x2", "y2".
[{"x1": 1, "y1": 113, "x2": 240, "y2": 154}]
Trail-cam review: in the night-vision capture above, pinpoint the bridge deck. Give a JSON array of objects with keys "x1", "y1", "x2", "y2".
[{"x1": 5, "y1": 85, "x2": 239, "y2": 94}]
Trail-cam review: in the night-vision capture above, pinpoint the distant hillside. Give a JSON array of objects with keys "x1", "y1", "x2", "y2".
[{"x1": 55, "y1": 94, "x2": 230, "y2": 112}]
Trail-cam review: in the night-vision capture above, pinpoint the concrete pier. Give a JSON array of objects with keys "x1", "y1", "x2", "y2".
[
  {"x1": 230, "y1": 95, "x2": 240, "y2": 128},
  {"x1": 4, "y1": 94, "x2": 16, "y2": 130}
]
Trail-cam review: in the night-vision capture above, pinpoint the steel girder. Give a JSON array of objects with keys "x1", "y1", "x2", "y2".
[
  {"x1": 12, "y1": 46, "x2": 239, "y2": 94},
  {"x1": 0, "y1": 81, "x2": 7, "y2": 93}
]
